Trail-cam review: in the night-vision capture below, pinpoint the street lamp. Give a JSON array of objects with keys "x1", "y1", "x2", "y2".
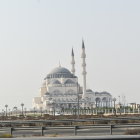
[
  {"x1": 112, "y1": 98, "x2": 116, "y2": 115},
  {"x1": 13, "y1": 106, "x2": 18, "y2": 117},
  {"x1": 21, "y1": 103, "x2": 24, "y2": 116},
  {"x1": 5, "y1": 104, "x2": 8, "y2": 117}
]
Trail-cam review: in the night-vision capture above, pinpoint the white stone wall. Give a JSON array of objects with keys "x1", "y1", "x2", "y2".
[
  {"x1": 40, "y1": 86, "x2": 47, "y2": 97},
  {"x1": 32, "y1": 97, "x2": 43, "y2": 109}
]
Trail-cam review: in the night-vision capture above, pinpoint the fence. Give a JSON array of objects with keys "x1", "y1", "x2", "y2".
[
  {"x1": 2, "y1": 108, "x2": 140, "y2": 117},
  {"x1": 36, "y1": 108, "x2": 140, "y2": 115},
  {"x1": 64, "y1": 108, "x2": 140, "y2": 115},
  {"x1": 1, "y1": 116, "x2": 140, "y2": 124},
  {"x1": 1, "y1": 124, "x2": 140, "y2": 136}
]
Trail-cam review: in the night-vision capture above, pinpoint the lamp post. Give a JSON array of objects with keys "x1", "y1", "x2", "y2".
[
  {"x1": 2, "y1": 109, "x2": 5, "y2": 117},
  {"x1": 21, "y1": 103, "x2": 24, "y2": 116},
  {"x1": 13, "y1": 106, "x2": 18, "y2": 117},
  {"x1": 112, "y1": 98, "x2": 116, "y2": 115},
  {"x1": 9, "y1": 109, "x2": 11, "y2": 117},
  {"x1": 24, "y1": 108, "x2": 26, "y2": 116},
  {"x1": 5, "y1": 104, "x2": 8, "y2": 117},
  {"x1": 40, "y1": 107, "x2": 43, "y2": 117},
  {"x1": 73, "y1": 106, "x2": 76, "y2": 116},
  {"x1": 50, "y1": 100, "x2": 55, "y2": 117},
  {"x1": 33, "y1": 107, "x2": 36, "y2": 117}
]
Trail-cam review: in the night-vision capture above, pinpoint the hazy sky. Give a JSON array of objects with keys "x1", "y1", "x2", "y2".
[{"x1": 0, "y1": 0, "x2": 140, "y2": 109}]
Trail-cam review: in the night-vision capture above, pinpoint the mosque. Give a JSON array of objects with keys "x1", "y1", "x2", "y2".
[{"x1": 32, "y1": 41, "x2": 112, "y2": 112}]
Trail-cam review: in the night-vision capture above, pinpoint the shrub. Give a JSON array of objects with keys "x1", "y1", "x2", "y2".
[{"x1": 0, "y1": 134, "x2": 12, "y2": 138}]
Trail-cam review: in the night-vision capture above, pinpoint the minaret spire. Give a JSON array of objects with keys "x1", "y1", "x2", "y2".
[
  {"x1": 81, "y1": 40, "x2": 87, "y2": 98},
  {"x1": 59, "y1": 61, "x2": 61, "y2": 67},
  {"x1": 82, "y1": 39, "x2": 85, "y2": 49},
  {"x1": 71, "y1": 48, "x2": 75, "y2": 75}
]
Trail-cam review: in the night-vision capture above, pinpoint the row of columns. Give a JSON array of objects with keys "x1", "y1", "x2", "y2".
[{"x1": 60, "y1": 108, "x2": 140, "y2": 115}]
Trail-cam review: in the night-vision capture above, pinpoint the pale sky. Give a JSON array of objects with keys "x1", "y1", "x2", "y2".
[{"x1": 0, "y1": 0, "x2": 140, "y2": 109}]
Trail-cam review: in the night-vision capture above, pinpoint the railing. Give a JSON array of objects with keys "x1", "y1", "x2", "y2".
[{"x1": 0, "y1": 124, "x2": 140, "y2": 136}]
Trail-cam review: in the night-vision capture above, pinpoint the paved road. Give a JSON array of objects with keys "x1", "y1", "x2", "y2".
[{"x1": 1, "y1": 135, "x2": 140, "y2": 140}]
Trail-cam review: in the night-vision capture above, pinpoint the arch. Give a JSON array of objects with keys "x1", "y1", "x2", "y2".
[
  {"x1": 86, "y1": 89, "x2": 93, "y2": 92},
  {"x1": 95, "y1": 97, "x2": 101, "y2": 107},
  {"x1": 102, "y1": 97, "x2": 108, "y2": 107},
  {"x1": 64, "y1": 79, "x2": 75, "y2": 84},
  {"x1": 52, "y1": 90, "x2": 61, "y2": 96},
  {"x1": 102, "y1": 97, "x2": 107, "y2": 102},
  {"x1": 51, "y1": 80, "x2": 61, "y2": 85}
]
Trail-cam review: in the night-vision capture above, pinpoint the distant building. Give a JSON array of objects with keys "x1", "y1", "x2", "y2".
[{"x1": 32, "y1": 41, "x2": 112, "y2": 111}]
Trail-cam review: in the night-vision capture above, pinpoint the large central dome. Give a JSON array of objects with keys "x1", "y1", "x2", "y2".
[
  {"x1": 45, "y1": 67, "x2": 76, "y2": 79},
  {"x1": 50, "y1": 67, "x2": 71, "y2": 75}
]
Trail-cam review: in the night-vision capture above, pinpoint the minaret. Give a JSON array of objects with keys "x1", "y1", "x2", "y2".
[
  {"x1": 81, "y1": 40, "x2": 87, "y2": 98},
  {"x1": 71, "y1": 48, "x2": 75, "y2": 75}
]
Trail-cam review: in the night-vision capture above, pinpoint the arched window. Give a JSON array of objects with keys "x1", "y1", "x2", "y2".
[
  {"x1": 52, "y1": 90, "x2": 61, "y2": 96},
  {"x1": 95, "y1": 97, "x2": 101, "y2": 107},
  {"x1": 102, "y1": 97, "x2": 107, "y2": 107}
]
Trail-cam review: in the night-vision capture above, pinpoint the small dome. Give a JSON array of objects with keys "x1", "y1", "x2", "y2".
[
  {"x1": 95, "y1": 91, "x2": 111, "y2": 96},
  {"x1": 64, "y1": 79, "x2": 75, "y2": 84},
  {"x1": 86, "y1": 89, "x2": 93, "y2": 92},
  {"x1": 100, "y1": 91, "x2": 111, "y2": 96},
  {"x1": 45, "y1": 66, "x2": 76, "y2": 79},
  {"x1": 51, "y1": 80, "x2": 61, "y2": 85},
  {"x1": 45, "y1": 92, "x2": 50, "y2": 95}
]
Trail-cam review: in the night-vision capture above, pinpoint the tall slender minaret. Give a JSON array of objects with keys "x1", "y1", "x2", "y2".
[
  {"x1": 81, "y1": 40, "x2": 87, "y2": 98},
  {"x1": 71, "y1": 48, "x2": 75, "y2": 75}
]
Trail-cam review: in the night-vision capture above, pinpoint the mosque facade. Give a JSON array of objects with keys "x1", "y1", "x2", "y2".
[{"x1": 32, "y1": 41, "x2": 112, "y2": 112}]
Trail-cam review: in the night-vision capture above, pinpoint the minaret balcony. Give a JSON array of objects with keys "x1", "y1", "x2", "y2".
[
  {"x1": 81, "y1": 53, "x2": 86, "y2": 58},
  {"x1": 71, "y1": 61, "x2": 75, "y2": 64},
  {"x1": 82, "y1": 63, "x2": 86, "y2": 67},
  {"x1": 82, "y1": 71, "x2": 87, "y2": 75}
]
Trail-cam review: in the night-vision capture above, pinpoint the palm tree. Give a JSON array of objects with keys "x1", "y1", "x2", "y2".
[
  {"x1": 13, "y1": 106, "x2": 18, "y2": 117},
  {"x1": 24, "y1": 108, "x2": 27, "y2": 116},
  {"x1": 9, "y1": 109, "x2": 11, "y2": 116}
]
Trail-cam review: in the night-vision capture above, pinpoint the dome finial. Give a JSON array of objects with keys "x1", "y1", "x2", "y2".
[{"x1": 59, "y1": 61, "x2": 61, "y2": 67}]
